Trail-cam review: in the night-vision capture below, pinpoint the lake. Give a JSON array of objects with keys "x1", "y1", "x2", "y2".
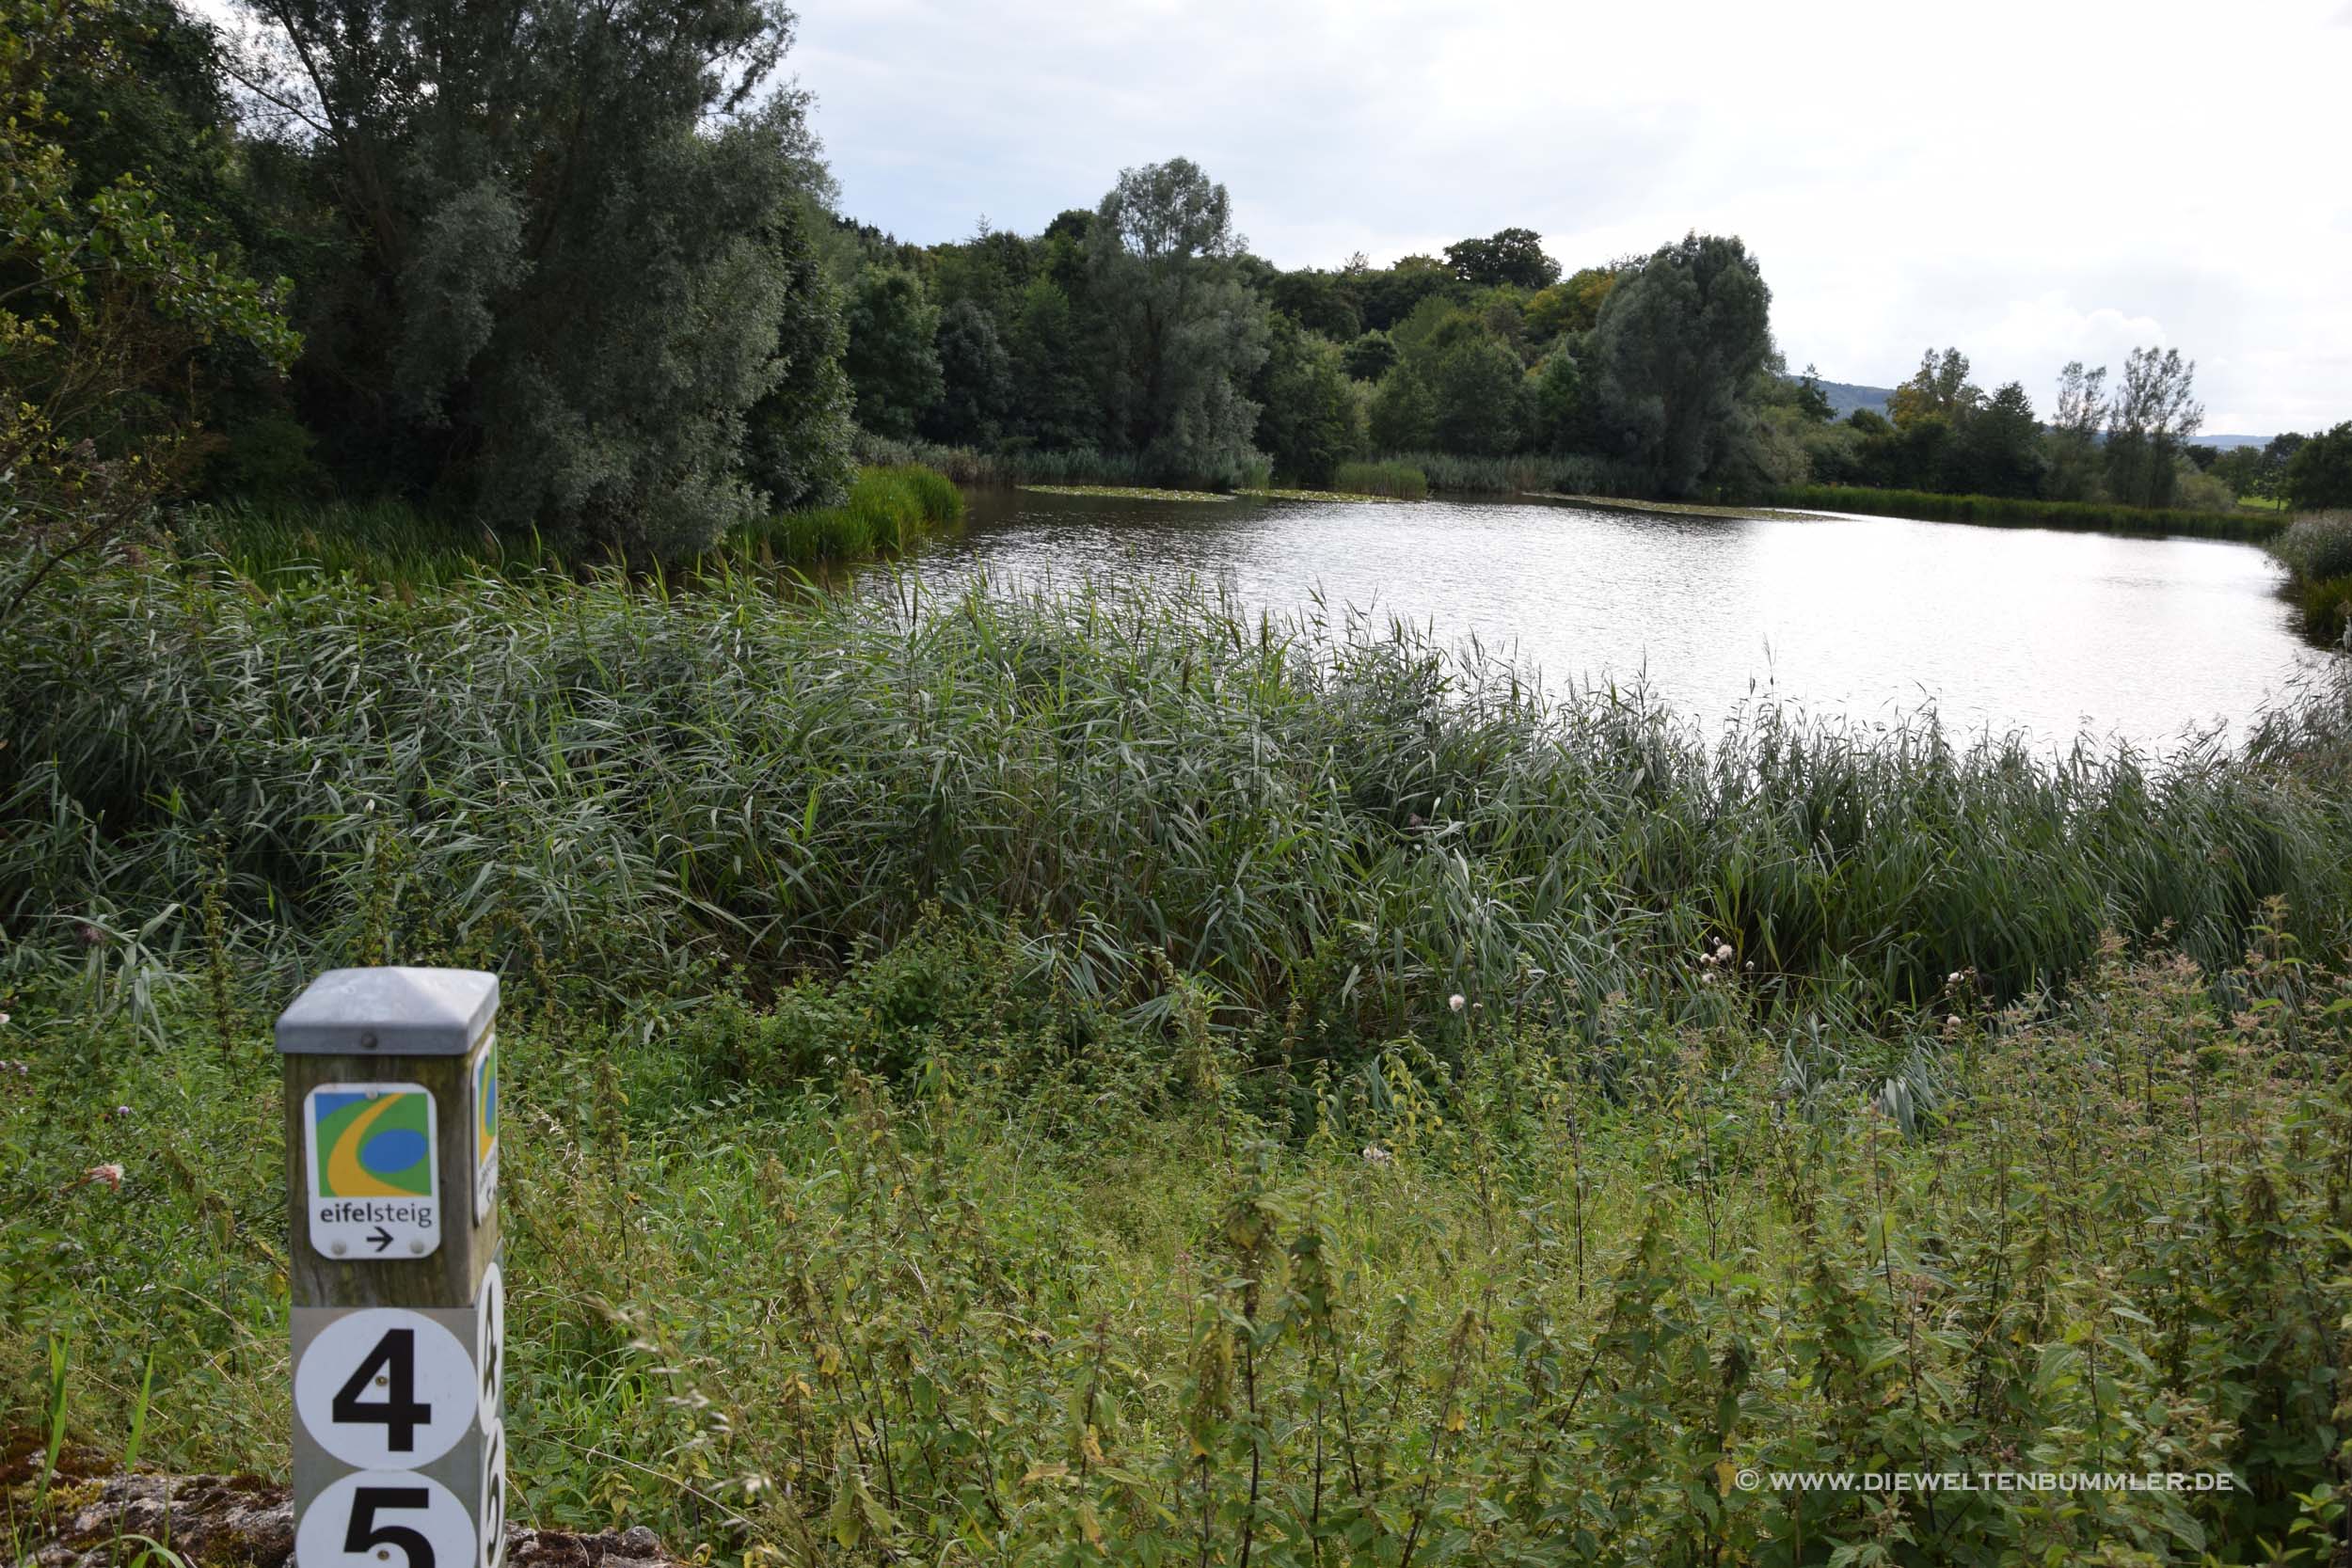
[{"x1": 893, "y1": 488, "x2": 2319, "y2": 753}]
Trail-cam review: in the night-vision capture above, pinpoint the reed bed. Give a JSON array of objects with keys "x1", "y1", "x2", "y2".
[
  {"x1": 1328, "y1": 460, "x2": 1430, "y2": 500},
  {"x1": 1772, "y1": 484, "x2": 2285, "y2": 543},
  {"x1": 8, "y1": 555, "x2": 2352, "y2": 1564},
  {"x1": 3, "y1": 556, "x2": 2346, "y2": 1048}
]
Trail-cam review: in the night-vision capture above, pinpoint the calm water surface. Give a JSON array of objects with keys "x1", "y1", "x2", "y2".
[{"x1": 895, "y1": 489, "x2": 2318, "y2": 752}]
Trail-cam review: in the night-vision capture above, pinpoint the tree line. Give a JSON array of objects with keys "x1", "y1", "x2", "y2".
[
  {"x1": 8, "y1": 0, "x2": 2346, "y2": 578},
  {"x1": 1804, "y1": 347, "x2": 2352, "y2": 514}
]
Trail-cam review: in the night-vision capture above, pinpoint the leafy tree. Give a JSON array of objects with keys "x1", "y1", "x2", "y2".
[
  {"x1": 2105, "y1": 346, "x2": 2202, "y2": 510},
  {"x1": 923, "y1": 298, "x2": 1012, "y2": 446},
  {"x1": 1265, "y1": 269, "x2": 1361, "y2": 341},
  {"x1": 1443, "y1": 227, "x2": 1560, "y2": 291},
  {"x1": 1795, "y1": 364, "x2": 1834, "y2": 423},
  {"x1": 1425, "y1": 333, "x2": 1524, "y2": 455},
  {"x1": 1367, "y1": 362, "x2": 1437, "y2": 451},
  {"x1": 2044, "y1": 360, "x2": 2109, "y2": 501},
  {"x1": 1527, "y1": 350, "x2": 1584, "y2": 452},
  {"x1": 1948, "y1": 382, "x2": 2044, "y2": 498},
  {"x1": 1355, "y1": 255, "x2": 1455, "y2": 333},
  {"x1": 1341, "y1": 331, "x2": 1398, "y2": 382},
  {"x1": 1086, "y1": 157, "x2": 1268, "y2": 483},
  {"x1": 743, "y1": 198, "x2": 855, "y2": 513},
  {"x1": 1253, "y1": 320, "x2": 1360, "y2": 484},
  {"x1": 1523, "y1": 264, "x2": 1625, "y2": 343},
  {"x1": 238, "y1": 0, "x2": 849, "y2": 559},
  {"x1": 1005, "y1": 278, "x2": 1097, "y2": 451},
  {"x1": 844, "y1": 264, "x2": 943, "y2": 438},
  {"x1": 3, "y1": 0, "x2": 299, "y2": 627},
  {"x1": 1582, "y1": 233, "x2": 1773, "y2": 497},
  {"x1": 2287, "y1": 422, "x2": 2352, "y2": 510},
  {"x1": 929, "y1": 225, "x2": 1036, "y2": 325},
  {"x1": 1888, "y1": 347, "x2": 1982, "y2": 430}
]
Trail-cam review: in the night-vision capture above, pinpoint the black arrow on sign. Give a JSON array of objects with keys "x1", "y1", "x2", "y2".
[{"x1": 366, "y1": 1226, "x2": 394, "y2": 1252}]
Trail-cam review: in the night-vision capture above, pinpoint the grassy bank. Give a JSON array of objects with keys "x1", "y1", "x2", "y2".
[
  {"x1": 8, "y1": 555, "x2": 2352, "y2": 1562},
  {"x1": 2266, "y1": 512, "x2": 2352, "y2": 642},
  {"x1": 7, "y1": 904, "x2": 2351, "y2": 1564},
  {"x1": 1770, "y1": 484, "x2": 2287, "y2": 543},
  {"x1": 730, "y1": 464, "x2": 964, "y2": 564}
]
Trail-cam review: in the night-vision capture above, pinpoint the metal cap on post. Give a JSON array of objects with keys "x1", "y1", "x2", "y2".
[{"x1": 280, "y1": 967, "x2": 506, "y2": 1568}]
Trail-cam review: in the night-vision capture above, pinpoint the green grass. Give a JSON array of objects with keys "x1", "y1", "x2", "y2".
[
  {"x1": 6, "y1": 553, "x2": 2351, "y2": 1040},
  {"x1": 1770, "y1": 483, "x2": 2287, "y2": 543},
  {"x1": 169, "y1": 497, "x2": 570, "y2": 586},
  {"x1": 8, "y1": 550, "x2": 2352, "y2": 1561},
  {"x1": 5, "y1": 911, "x2": 2349, "y2": 1563},
  {"x1": 1329, "y1": 461, "x2": 1430, "y2": 500},
  {"x1": 728, "y1": 464, "x2": 965, "y2": 564},
  {"x1": 175, "y1": 465, "x2": 963, "y2": 586}
]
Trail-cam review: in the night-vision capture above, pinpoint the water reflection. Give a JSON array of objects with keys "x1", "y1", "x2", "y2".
[{"x1": 886, "y1": 489, "x2": 2317, "y2": 753}]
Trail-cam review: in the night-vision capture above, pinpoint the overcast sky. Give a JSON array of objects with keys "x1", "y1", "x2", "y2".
[{"x1": 790, "y1": 0, "x2": 2352, "y2": 436}]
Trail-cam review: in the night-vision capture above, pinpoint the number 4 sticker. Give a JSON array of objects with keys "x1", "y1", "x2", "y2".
[{"x1": 295, "y1": 1310, "x2": 476, "y2": 1468}]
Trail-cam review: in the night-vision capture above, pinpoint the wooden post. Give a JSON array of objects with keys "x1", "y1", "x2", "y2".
[{"x1": 279, "y1": 967, "x2": 505, "y2": 1568}]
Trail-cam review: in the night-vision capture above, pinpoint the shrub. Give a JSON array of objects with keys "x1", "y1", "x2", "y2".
[{"x1": 2271, "y1": 511, "x2": 2352, "y2": 584}]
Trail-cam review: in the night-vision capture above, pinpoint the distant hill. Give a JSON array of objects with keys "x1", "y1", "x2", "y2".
[
  {"x1": 2198, "y1": 435, "x2": 2272, "y2": 451},
  {"x1": 1808, "y1": 378, "x2": 1896, "y2": 421}
]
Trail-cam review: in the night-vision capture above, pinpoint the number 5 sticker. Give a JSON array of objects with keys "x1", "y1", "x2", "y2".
[
  {"x1": 295, "y1": 1310, "x2": 477, "y2": 1468},
  {"x1": 296, "y1": 1472, "x2": 473, "y2": 1568}
]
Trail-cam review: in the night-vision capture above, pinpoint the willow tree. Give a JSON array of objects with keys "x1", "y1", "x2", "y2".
[
  {"x1": 1583, "y1": 233, "x2": 1773, "y2": 498},
  {"x1": 1086, "y1": 158, "x2": 1269, "y2": 485},
  {"x1": 240, "y1": 0, "x2": 851, "y2": 557}
]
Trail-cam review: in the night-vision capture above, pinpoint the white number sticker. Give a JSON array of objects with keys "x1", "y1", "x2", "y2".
[
  {"x1": 295, "y1": 1309, "x2": 478, "y2": 1469},
  {"x1": 475, "y1": 1264, "x2": 504, "y2": 1433},
  {"x1": 295, "y1": 1471, "x2": 474, "y2": 1568},
  {"x1": 479, "y1": 1421, "x2": 506, "y2": 1568}
]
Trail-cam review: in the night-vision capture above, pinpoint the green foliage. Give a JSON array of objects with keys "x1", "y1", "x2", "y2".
[
  {"x1": 1367, "y1": 362, "x2": 1438, "y2": 453},
  {"x1": 734, "y1": 464, "x2": 964, "y2": 564},
  {"x1": 843, "y1": 265, "x2": 944, "y2": 439},
  {"x1": 1086, "y1": 158, "x2": 1269, "y2": 484},
  {"x1": 2271, "y1": 514, "x2": 2352, "y2": 582},
  {"x1": 1426, "y1": 332, "x2": 1526, "y2": 456},
  {"x1": 1340, "y1": 330, "x2": 1399, "y2": 382},
  {"x1": 1442, "y1": 225, "x2": 1561, "y2": 290},
  {"x1": 1583, "y1": 234, "x2": 1774, "y2": 497},
  {"x1": 2106, "y1": 346, "x2": 2205, "y2": 511},
  {"x1": 1, "y1": 0, "x2": 299, "y2": 630},
  {"x1": 1887, "y1": 346, "x2": 1983, "y2": 430},
  {"x1": 1329, "y1": 460, "x2": 1429, "y2": 500},
  {"x1": 2268, "y1": 511, "x2": 2352, "y2": 638},
  {"x1": 922, "y1": 298, "x2": 1012, "y2": 447},
  {"x1": 8, "y1": 552, "x2": 2349, "y2": 1039},
  {"x1": 742, "y1": 199, "x2": 858, "y2": 515},
  {"x1": 2287, "y1": 422, "x2": 2352, "y2": 511},
  {"x1": 1947, "y1": 380, "x2": 2046, "y2": 499},
  {"x1": 239, "y1": 0, "x2": 850, "y2": 561},
  {"x1": 1252, "y1": 322, "x2": 1362, "y2": 486},
  {"x1": 1528, "y1": 349, "x2": 1585, "y2": 451},
  {"x1": 1772, "y1": 483, "x2": 2281, "y2": 542},
  {"x1": 1004, "y1": 279, "x2": 1098, "y2": 451},
  {"x1": 7, "y1": 910, "x2": 2352, "y2": 1563}
]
